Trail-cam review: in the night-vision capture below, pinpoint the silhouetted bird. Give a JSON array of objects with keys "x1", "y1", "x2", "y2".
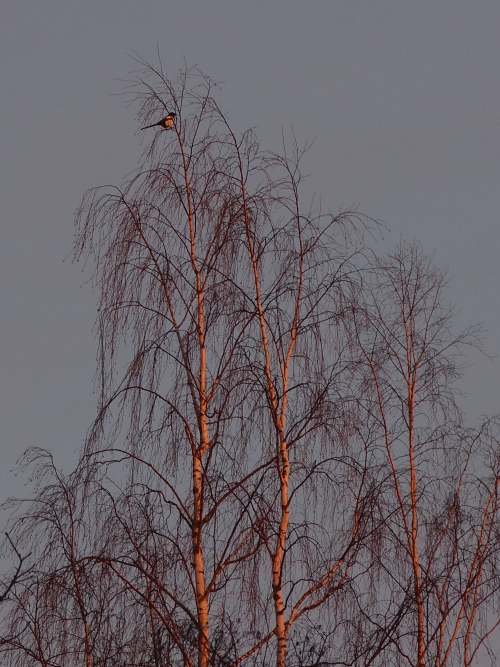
[{"x1": 140, "y1": 112, "x2": 176, "y2": 130}]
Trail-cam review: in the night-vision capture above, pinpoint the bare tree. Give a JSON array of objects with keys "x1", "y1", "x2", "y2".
[
  {"x1": 223, "y1": 119, "x2": 378, "y2": 667},
  {"x1": 0, "y1": 61, "x2": 372, "y2": 667},
  {"x1": 0, "y1": 451, "x2": 125, "y2": 667},
  {"x1": 2, "y1": 63, "x2": 500, "y2": 667},
  {"x1": 349, "y1": 241, "x2": 500, "y2": 667}
]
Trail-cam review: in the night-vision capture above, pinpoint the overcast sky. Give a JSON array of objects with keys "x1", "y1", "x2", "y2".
[{"x1": 1, "y1": 1, "x2": 499, "y2": 507}]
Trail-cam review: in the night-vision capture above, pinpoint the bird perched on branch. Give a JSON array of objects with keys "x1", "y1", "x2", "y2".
[{"x1": 140, "y1": 112, "x2": 176, "y2": 131}]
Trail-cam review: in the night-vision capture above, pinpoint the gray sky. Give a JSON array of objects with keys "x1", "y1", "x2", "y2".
[{"x1": 1, "y1": 1, "x2": 499, "y2": 506}]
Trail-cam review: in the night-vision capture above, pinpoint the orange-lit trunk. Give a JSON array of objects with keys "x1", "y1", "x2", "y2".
[
  {"x1": 176, "y1": 123, "x2": 211, "y2": 667},
  {"x1": 406, "y1": 314, "x2": 424, "y2": 667},
  {"x1": 272, "y1": 431, "x2": 290, "y2": 667},
  {"x1": 408, "y1": 395, "x2": 424, "y2": 667},
  {"x1": 193, "y1": 453, "x2": 209, "y2": 667},
  {"x1": 70, "y1": 549, "x2": 92, "y2": 667}
]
